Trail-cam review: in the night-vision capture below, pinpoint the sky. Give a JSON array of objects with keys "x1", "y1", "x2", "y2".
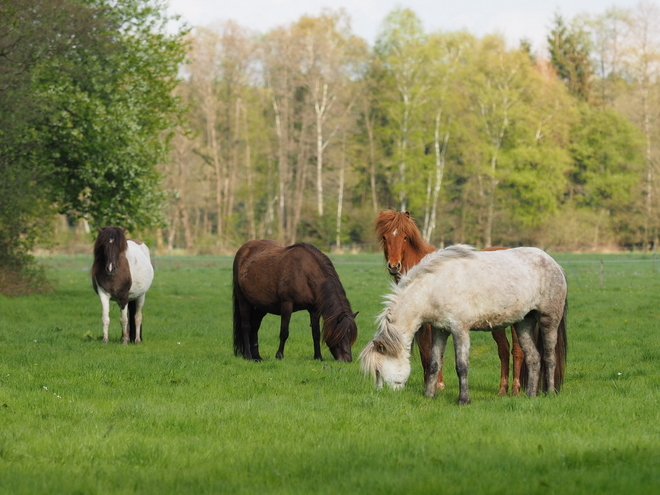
[{"x1": 165, "y1": 0, "x2": 644, "y2": 55}]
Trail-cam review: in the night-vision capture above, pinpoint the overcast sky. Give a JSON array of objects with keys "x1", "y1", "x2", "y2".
[{"x1": 165, "y1": 0, "x2": 645, "y2": 55}]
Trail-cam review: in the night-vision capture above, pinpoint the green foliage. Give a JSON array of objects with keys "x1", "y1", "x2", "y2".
[
  {"x1": 568, "y1": 104, "x2": 645, "y2": 210},
  {"x1": 548, "y1": 14, "x2": 594, "y2": 101},
  {"x1": 0, "y1": 0, "x2": 186, "y2": 290},
  {"x1": 0, "y1": 253, "x2": 659, "y2": 493}
]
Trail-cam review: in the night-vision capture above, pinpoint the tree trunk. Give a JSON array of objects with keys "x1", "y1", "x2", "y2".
[
  {"x1": 335, "y1": 134, "x2": 346, "y2": 250},
  {"x1": 364, "y1": 100, "x2": 379, "y2": 214}
]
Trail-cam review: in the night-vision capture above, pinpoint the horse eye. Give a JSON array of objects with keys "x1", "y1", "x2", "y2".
[{"x1": 403, "y1": 236, "x2": 408, "y2": 241}]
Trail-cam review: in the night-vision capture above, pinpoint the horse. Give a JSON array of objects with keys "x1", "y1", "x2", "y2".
[
  {"x1": 91, "y1": 227, "x2": 154, "y2": 344},
  {"x1": 375, "y1": 210, "x2": 524, "y2": 395},
  {"x1": 360, "y1": 244, "x2": 568, "y2": 405},
  {"x1": 232, "y1": 239, "x2": 358, "y2": 362}
]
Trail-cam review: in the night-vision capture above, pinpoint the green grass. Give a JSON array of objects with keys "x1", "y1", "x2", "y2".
[{"x1": 1, "y1": 252, "x2": 659, "y2": 494}]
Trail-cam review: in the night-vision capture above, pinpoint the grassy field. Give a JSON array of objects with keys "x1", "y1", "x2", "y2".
[{"x1": 1, "y1": 251, "x2": 659, "y2": 494}]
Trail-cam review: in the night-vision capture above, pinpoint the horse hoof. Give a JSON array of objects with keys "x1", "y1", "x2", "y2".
[{"x1": 497, "y1": 388, "x2": 508, "y2": 396}]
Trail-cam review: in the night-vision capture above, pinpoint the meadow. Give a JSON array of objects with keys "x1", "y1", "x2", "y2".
[{"x1": 0, "y1": 251, "x2": 659, "y2": 494}]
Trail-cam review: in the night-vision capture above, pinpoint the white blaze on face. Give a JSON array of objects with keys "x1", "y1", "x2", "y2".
[{"x1": 392, "y1": 229, "x2": 398, "y2": 237}]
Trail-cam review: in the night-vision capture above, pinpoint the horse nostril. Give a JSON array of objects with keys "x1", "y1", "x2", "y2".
[{"x1": 387, "y1": 262, "x2": 401, "y2": 274}]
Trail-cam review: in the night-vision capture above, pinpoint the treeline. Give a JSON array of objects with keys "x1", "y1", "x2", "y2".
[{"x1": 161, "y1": 4, "x2": 660, "y2": 253}]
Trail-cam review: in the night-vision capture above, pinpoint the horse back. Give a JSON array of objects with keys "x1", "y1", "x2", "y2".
[
  {"x1": 404, "y1": 246, "x2": 566, "y2": 329},
  {"x1": 234, "y1": 240, "x2": 326, "y2": 312}
]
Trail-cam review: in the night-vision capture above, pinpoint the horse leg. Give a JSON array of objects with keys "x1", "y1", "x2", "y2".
[
  {"x1": 119, "y1": 303, "x2": 130, "y2": 345},
  {"x1": 417, "y1": 324, "x2": 445, "y2": 390},
  {"x1": 99, "y1": 291, "x2": 111, "y2": 343},
  {"x1": 275, "y1": 301, "x2": 293, "y2": 360},
  {"x1": 249, "y1": 310, "x2": 265, "y2": 361},
  {"x1": 424, "y1": 328, "x2": 449, "y2": 398},
  {"x1": 133, "y1": 295, "x2": 146, "y2": 344},
  {"x1": 491, "y1": 329, "x2": 510, "y2": 395},
  {"x1": 510, "y1": 325, "x2": 524, "y2": 396},
  {"x1": 516, "y1": 316, "x2": 541, "y2": 396},
  {"x1": 309, "y1": 310, "x2": 322, "y2": 360},
  {"x1": 453, "y1": 328, "x2": 471, "y2": 405},
  {"x1": 539, "y1": 314, "x2": 559, "y2": 393}
]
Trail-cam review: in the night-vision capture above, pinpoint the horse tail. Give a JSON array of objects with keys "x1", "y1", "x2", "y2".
[
  {"x1": 232, "y1": 278, "x2": 244, "y2": 357},
  {"x1": 128, "y1": 300, "x2": 138, "y2": 343},
  {"x1": 553, "y1": 298, "x2": 568, "y2": 392}
]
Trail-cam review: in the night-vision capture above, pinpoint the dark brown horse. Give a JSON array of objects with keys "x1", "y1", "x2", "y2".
[
  {"x1": 375, "y1": 210, "x2": 524, "y2": 395},
  {"x1": 91, "y1": 227, "x2": 154, "y2": 344},
  {"x1": 233, "y1": 239, "x2": 358, "y2": 362}
]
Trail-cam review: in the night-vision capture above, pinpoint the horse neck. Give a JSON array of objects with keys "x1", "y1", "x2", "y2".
[
  {"x1": 317, "y1": 275, "x2": 350, "y2": 320},
  {"x1": 390, "y1": 285, "x2": 426, "y2": 344},
  {"x1": 402, "y1": 240, "x2": 435, "y2": 273}
]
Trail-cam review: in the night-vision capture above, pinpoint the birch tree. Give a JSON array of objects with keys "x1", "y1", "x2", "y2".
[{"x1": 375, "y1": 8, "x2": 431, "y2": 211}]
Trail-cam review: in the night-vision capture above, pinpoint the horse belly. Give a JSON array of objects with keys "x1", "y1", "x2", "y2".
[{"x1": 126, "y1": 243, "x2": 154, "y2": 300}]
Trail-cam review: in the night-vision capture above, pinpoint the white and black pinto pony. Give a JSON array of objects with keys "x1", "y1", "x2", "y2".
[
  {"x1": 360, "y1": 245, "x2": 568, "y2": 405},
  {"x1": 91, "y1": 227, "x2": 154, "y2": 344}
]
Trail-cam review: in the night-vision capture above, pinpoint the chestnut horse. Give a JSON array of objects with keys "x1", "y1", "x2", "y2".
[
  {"x1": 375, "y1": 210, "x2": 524, "y2": 395},
  {"x1": 91, "y1": 227, "x2": 154, "y2": 344},
  {"x1": 233, "y1": 239, "x2": 358, "y2": 362}
]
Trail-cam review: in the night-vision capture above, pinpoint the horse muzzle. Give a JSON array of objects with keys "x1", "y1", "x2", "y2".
[
  {"x1": 105, "y1": 263, "x2": 116, "y2": 276},
  {"x1": 387, "y1": 262, "x2": 401, "y2": 276}
]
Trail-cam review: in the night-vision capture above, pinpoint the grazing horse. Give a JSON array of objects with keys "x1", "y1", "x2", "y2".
[
  {"x1": 360, "y1": 245, "x2": 568, "y2": 405},
  {"x1": 91, "y1": 227, "x2": 154, "y2": 344},
  {"x1": 233, "y1": 239, "x2": 358, "y2": 362},
  {"x1": 375, "y1": 210, "x2": 524, "y2": 395}
]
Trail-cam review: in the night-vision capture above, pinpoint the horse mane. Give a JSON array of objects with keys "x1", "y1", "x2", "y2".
[
  {"x1": 374, "y1": 209, "x2": 434, "y2": 255},
  {"x1": 294, "y1": 243, "x2": 357, "y2": 347},
  {"x1": 91, "y1": 227, "x2": 128, "y2": 278},
  {"x1": 398, "y1": 244, "x2": 476, "y2": 289},
  {"x1": 359, "y1": 305, "x2": 407, "y2": 377}
]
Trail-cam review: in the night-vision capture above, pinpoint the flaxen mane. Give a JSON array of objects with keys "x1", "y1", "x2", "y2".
[{"x1": 398, "y1": 244, "x2": 476, "y2": 289}]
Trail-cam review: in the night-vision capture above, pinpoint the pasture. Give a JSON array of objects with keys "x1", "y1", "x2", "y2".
[{"x1": 0, "y1": 251, "x2": 659, "y2": 494}]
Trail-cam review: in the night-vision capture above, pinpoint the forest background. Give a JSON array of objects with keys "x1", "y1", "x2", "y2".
[{"x1": 3, "y1": 0, "x2": 660, "y2": 293}]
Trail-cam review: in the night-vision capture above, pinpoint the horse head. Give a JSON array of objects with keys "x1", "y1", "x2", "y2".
[
  {"x1": 376, "y1": 210, "x2": 430, "y2": 280},
  {"x1": 93, "y1": 227, "x2": 128, "y2": 276},
  {"x1": 324, "y1": 311, "x2": 359, "y2": 362},
  {"x1": 359, "y1": 336, "x2": 411, "y2": 390}
]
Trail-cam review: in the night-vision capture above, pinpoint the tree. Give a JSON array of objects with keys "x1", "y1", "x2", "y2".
[
  {"x1": 548, "y1": 13, "x2": 594, "y2": 101},
  {"x1": 0, "y1": 0, "x2": 186, "y2": 292},
  {"x1": 567, "y1": 104, "x2": 645, "y2": 246},
  {"x1": 375, "y1": 8, "x2": 431, "y2": 211}
]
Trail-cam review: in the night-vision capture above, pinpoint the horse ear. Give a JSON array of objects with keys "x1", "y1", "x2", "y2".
[
  {"x1": 404, "y1": 211, "x2": 410, "y2": 218},
  {"x1": 353, "y1": 311, "x2": 359, "y2": 319},
  {"x1": 97, "y1": 227, "x2": 103, "y2": 233},
  {"x1": 374, "y1": 339, "x2": 387, "y2": 354}
]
